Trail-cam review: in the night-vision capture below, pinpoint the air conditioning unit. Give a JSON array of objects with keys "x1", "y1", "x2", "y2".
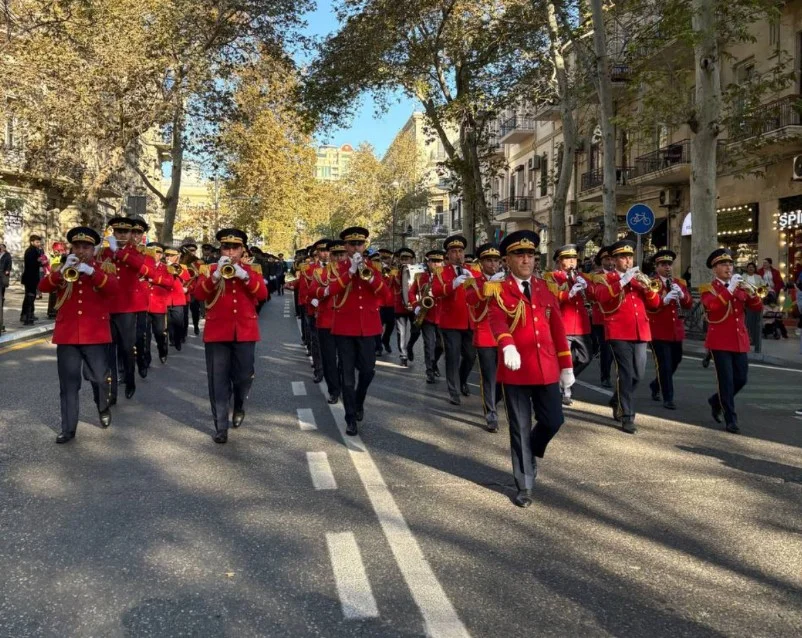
[
  {"x1": 528, "y1": 180, "x2": 535, "y2": 191},
  {"x1": 528, "y1": 156, "x2": 541, "y2": 170},
  {"x1": 793, "y1": 156, "x2": 802, "y2": 181},
  {"x1": 567, "y1": 214, "x2": 578, "y2": 226},
  {"x1": 659, "y1": 188, "x2": 681, "y2": 207}
]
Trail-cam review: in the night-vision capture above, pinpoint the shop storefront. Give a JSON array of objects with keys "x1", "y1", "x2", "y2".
[
  {"x1": 716, "y1": 203, "x2": 759, "y2": 268},
  {"x1": 777, "y1": 194, "x2": 802, "y2": 283}
]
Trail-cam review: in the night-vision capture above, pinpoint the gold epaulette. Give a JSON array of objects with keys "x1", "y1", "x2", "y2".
[
  {"x1": 146, "y1": 246, "x2": 159, "y2": 259},
  {"x1": 676, "y1": 278, "x2": 687, "y2": 287},
  {"x1": 590, "y1": 273, "x2": 608, "y2": 285},
  {"x1": 483, "y1": 280, "x2": 503, "y2": 297},
  {"x1": 199, "y1": 264, "x2": 211, "y2": 277},
  {"x1": 698, "y1": 283, "x2": 713, "y2": 294},
  {"x1": 137, "y1": 245, "x2": 145, "y2": 254},
  {"x1": 251, "y1": 263, "x2": 262, "y2": 275},
  {"x1": 100, "y1": 260, "x2": 117, "y2": 275},
  {"x1": 181, "y1": 264, "x2": 188, "y2": 273}
]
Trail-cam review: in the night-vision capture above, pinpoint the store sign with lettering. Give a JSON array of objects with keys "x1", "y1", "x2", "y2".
[{"x1": 778, "y1": 210, "x2": 802, "y2": 230}]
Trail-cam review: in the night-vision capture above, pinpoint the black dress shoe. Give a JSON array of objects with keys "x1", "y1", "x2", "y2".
[
  {"x1": 55, "y1": 432, "x2": 75, "y2": 444},
  {"x1": 400, "y1": 357, "x2": 408, "y2": 367},
  {"x1": 384, "y1": 344, "x2": 391, "y2": 353},
  {"x1": 426, "y1": 373, "x2": 435, "y2": 384},
  {"x1": 194, "y1": 326, "x2": 200, "y2": 336},
  {"x1": 356, "y1": 407, "x2": 364, "y2": 422},
  {"x1": 486, "y1": 420, "x2": 499, "y2": 433},
  {"x1": 99, "y1": 409, "x2": 111, "y2": 428},
  {"x1": 375, "y1": 349, "x2": 383, "y2": 357},
  {"x1": 139, "y1": 367, "x2": 148, "y2": 379},
  {"x1": 232, "y1": 410, "x2": 245, "y2": 428},
  {"x1": 159, "y1": 356, "x2": 167, "y2": 364},
  {"x1": 449, "y1": 396, "x2": 461, "y2": 406},
  {"x1": 663, "y1": 400, "x2": 677, "y2": 410},
  {"x1": 561, "y1": 395, "x2": 573, "y2": 407},
  {"x1": 125, "y1": 385, "x2": 136, "y2": 400},
  {"x1": 407, "y1": 350, "x2": 414, "y2": 362},
  {"x1": 460, "y1": 383, "x2": 470, "y2": 397},
  {"x1": 601, "y1": 378, "x2": 611, "y2": 388},
  {"x1": 433, "y1": 368, "x2": 441, "y2": 377},
  {"x1": 313, "y1": 373, "x2": 324, "y2": 384},
  {"x1": 622, "y1": 421, "x2": 637, "y2": 434},
  {"x1": 175, "y1": 341, "x2": 182, "y2": 351},
  {"x1": 725, "y1": 422, "x2": 740, "y2": 434},
  {"x1": 650, "y1": 385, "x2": 660, "y2": 401},
  {"x1": 213, "y1": 431, "x2": 228, "y2": 444},
  {"x1": 708, "y1": 398, "x2": 722, "y2": 423},
  {"x1": 513, "y1": 490, "x2": 533, "y2": 508},
  {"x1": 609, "y1": 398, "x2": 621, "y2": 421},
  {"x1": 327, "y1": 394, "x2": 339, "y2": 404},
  {"x1": 346, "y1": 421, "x2": 358, "y2": 436}
]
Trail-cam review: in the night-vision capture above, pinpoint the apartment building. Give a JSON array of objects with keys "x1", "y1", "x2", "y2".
[{"x1": 315, "y1": 144, "x2": 354, "y2": 181}]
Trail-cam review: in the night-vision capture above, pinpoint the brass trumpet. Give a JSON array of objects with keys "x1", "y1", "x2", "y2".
[
  {"x1": 358, "y1": 262, "x2": 374, "y2": 281},
  {"x1": 738, "y1": 280, "x2": 768, "y2": 298},
  {"x1": 220, "y1": 263, "x2": 237, "y2": 279},
  {"x1": 630, "y1": 270, "x2": 662, "y2": 292},
  {"x1": 62, "y1": 266, "x2": 80, "y2": 282},
  {"x1": 167, "y1": 263, "x2": 183, "y2": 276}
]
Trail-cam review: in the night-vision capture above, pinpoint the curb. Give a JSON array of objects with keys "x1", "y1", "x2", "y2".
[
  {"x1": 685, "y1": 341, "x2": 802, "y2": 370},
  {"x1": 0, "y1": 323, "x2": 55, "y2": 347}
]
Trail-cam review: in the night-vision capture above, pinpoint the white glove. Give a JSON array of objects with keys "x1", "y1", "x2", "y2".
[
  {"x1": 727, "y1": 274, "x2": 742, "y2": 294},
  {"x1": 233, "y1": 264, "x2": 249, "y2": 280},
  {"x1": 322, "y1": 286, "x2": 330, "y2": 298},
  {"x1": 575, "y1": 276, "x2": 588, "y2": 289},
  {"x1": 560, "y1": 368, "x2": 575, "y2": 390},
  {"x1": 568, "y1": 282, "x2": 584, "y2": 299},
  {"x1": 63, "y1": 254, "x2": 79, "y2": 268},
  {"x1": 106, "y1": 236, "x2": 118, "y2": 253},
  {"x1": 671, "y1": 282, "x2": 681, "y2": 294},
  {"x1": 311, "y1": 298, "x2": 319, "y2": 308},
  {"x1": 348, "y1": 255, "x2": 361, "y2": 275},
  {"x1": 76, "y1": 262, "x2": 94, "y2": 276},
  {"x1": 663, "y1": 290, "x2": 679, "y2": 305},
  {"x1": 453, "y1": 273, "x2": 470, "y2": 289},
  {"x1": 503, "y1": 345, "x2": 521, "y2": 371},
  {"x1": 490, "y1": 271, "x2": 506, "y2": 282},
  {"x1": 414, "y1": 306, "x2": 422, "y2": 316},
  {"x1": 218, "y1": 256, "x2": 231, "y2": 267},
  {"x1": 620, "y1": 269, "x2": 635, "y2": 286},
  {"x1": 211, "y1": 268, "x2": 222, "y2": 282}
]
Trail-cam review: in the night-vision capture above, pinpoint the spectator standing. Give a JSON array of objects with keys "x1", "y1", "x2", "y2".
[
  {"x1": 20, "y1": 234, "x2": 43, "y2": 325},
  {"x1": 0, "y1": 243, "x2": 11, "y2": 333},
  {"x1": 743, "y1": 262, "x2": 764, "y2": 344},
  {"x1": 762, "y1": 292, "x2": 788, "y2": 339},
  {"x1": 681, "y1": 266, "x2": 692, "y2": 289},
  {"x1": 758, "y1": 257, "x2": 783, "y2": 296}
]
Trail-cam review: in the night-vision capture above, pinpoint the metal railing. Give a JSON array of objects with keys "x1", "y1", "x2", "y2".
[
  {"x1": 417, "y1": 223, "x2": 448, "y2": 237},
  {"x1": 500, "y1": 114, "x2": 535, "y2": 138},
  {"x1": 494, "y1": 196, "x2": 534, "y2": 216},
  {"x1": 580, "y1": 167, "x2": 634, "y2": 192},
  {"x1": 633, "y1": 139, "x2": 690, "y2": 178},
  {"x1": 729, "y1": 94, "x2": 802, "y2": 141}
]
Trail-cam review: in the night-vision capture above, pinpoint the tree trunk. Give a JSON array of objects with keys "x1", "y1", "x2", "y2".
[
  {"x1": 159, "y1": 105, "x2": 185, "y2": 245},
  {"x1": 459, "y1": 123, "x2": 492, "y2": 251},
  {"x1": 546, "y1": 0, "x2": 576, "y2": 264},
  {"x1": 690, "y1": 0, "x2": 720, "y2": 290},
  {"x1": 589, "y1": 0, "x2": 618, "y2": 246}
]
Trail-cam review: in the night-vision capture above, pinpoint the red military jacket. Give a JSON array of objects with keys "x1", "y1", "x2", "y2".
[
  {"x1": 647, "y1": 276, "x2": 693, "y2": 341},
  {"x1": 464, "y1": 272, "x2": 497, "y2": 348},
  {"x1": 311, "y1": 264, "x2": 336, "y2": 330},
  {"x1": 593, "y1": 271, "x2": 660, "y2": 341},
  {"x1": 431, "y1": 263, "x2": 472, "y2": 330},
  {"x1": 38, "y1": 261, "x2": 119, "y2": 345},
  {"x1": 325, "y1": 259, "x2": 384, "y2": 337},
  {"x1": 487, "y1": 276, "x2": 573, "y2": 386},
  {"x1": 193, "y1": 263, "x2": 267, "y2": 342},
  {"x1": 390, "y1": 269, "x2": 410, "y2": 315},
  {"x1": 544, "y1": 270, "x2": 592, "y2": 336},
  {"x1": 409, "y1": 272, "x2": 441, "y2": 325},
  {"x1": 701, "y1": 278, "x2": 762, "y2": 352},
  {"x1": 381, "y1": 268, "x2": 394, "y2": 308},
  {"x1": 590, "y1": 269, "x2": 607, "y2": 326},
  {"x1": 170, "y1": 266, "x2": 191, "y2": 307},
  {"x1": 146, "y1": 262, "x2": 174, "y2": 314},
  {"x1": 98, "y1": 245, "x2": 152, "y2": 314},
  {"x1": 298, "y1": 263, "x2": 318, "y2": 315}
]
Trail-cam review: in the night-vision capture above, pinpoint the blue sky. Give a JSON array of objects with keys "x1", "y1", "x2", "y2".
[{"x1": 301, "y1": 1, "x2": 418, "y2": 157}]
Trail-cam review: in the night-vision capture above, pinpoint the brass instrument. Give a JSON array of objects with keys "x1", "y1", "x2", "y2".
[
  {"x1": 414, "y1": 281, "x2": 435, "y2": 328},
  {"x1": 187, "y1": 264, "x2": 200, "y2": 278},
  {"x1": 62, "y1": 266, "x2": 80, "y2": 282},
  {"x1": 167, "y1": 263, "x2": 183, "y2": 276},
  {"x1": 630, "y1": 269, "x2": 662, "y2": 293},
  {"x1": 358, "y1": 262, "x2": 374, "y2": 281},
  {"x1": 738, "y1": 279, "x2": 768, "y2": 298},
  {"x1": 220, "y1": 263, "x2": 237, "y2": 279}
]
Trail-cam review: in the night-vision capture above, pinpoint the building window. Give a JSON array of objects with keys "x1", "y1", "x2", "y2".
[
  {"x1": 769, "y1": 18, "x2": 780, "y2": 50},
  {"x1": 539, "y1": 153, "x2": 548, "y2": 196},
  {"x1": 3, "y1": 118, "x2": 14, "y2": 148},
  {"x1": 434, "y1": 205, "x2": 444, "y2": 227}
]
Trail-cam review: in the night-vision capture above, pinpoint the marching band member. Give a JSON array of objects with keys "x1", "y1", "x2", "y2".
[
  {"x1": 647, "y1": 250, "x2": 693, "y2": 410},
  {"x1": 98, "y1": 217, "x2": 152, "y2": 402},
  {"x1": 128, "y1": 217, "x2": 155, "y2": 381},
  {"x1": 700, "y1": 248, "x2": 763, "y2": 433},
  {"x1": 487, "y1": 230, "x2": 574, "y2": 508},
  {"x1": 593, "y1": 239, "x2": 660, "y2": 434},
  {"x1": 193, "y1": 228, "x2": 267, "y2": 443},
  {"x1": 143, "y1": 243, "x2": 174, "y2": 367},
  {"x1": 544, "y1": 244, "x2": 594, "y2": 406},
  {"x1": 590, "y1": 247, "x2": 614, "y2": 387},
  {"x1": 409, "y1": 250, "x2": 444, "y2": 383},
  {"x1": 307, "y1": 239, "x2": 328, "y2": 382},
  {"x1": 39, "y1": 227, "x2": 119, "y2": 443},
  {"x1": 431, "y1": 234, "x2": 477, "y2": 405},
  {"x1": 165, "y1": 247, "x2": 190, "y2": 351},
  {"x1": 321, "y1": 226, "x2": 385, "y2": 436},
  {"x1": 392, "y1": 247, "x2": 416, "y2": 366},
  {"x1": 181, "y1": 241, "x2": 203, "y2": 336},
  {"x1": 378, "y1": 248, "x2": 396, "y2": 355},
  {"x1": 465, "y1": 243, "x2": 505, "y2": 432}
]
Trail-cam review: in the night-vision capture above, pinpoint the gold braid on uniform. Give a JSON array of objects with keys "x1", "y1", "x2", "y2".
[
  {"x1": 491, "y1": 287, "x2": 526, "y2": 332},
  {"x1": 333, "y1": 281, "x2": 352, "y2": 309},
  {"x1": 205, "y1": 269, "x2": 226, "y2": 310},
  {"x1": 53, "y1": 281, "x2": 73, "y2": 311},
  {"x1": 699, "y1": 283, "x2": 732, "y2": 324},
  {"x1": 312, "y1": 266, "x2": 326, "y2": 287},
  {"x1": 467, "y1": 278, "x2": 489, "y2": 323},
  {"x1": 592, "y1": 273, "x2": 624, "y2": 314}
]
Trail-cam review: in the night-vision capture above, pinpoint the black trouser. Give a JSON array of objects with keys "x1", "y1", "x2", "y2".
[
  {"x1": 135, "y1": 311, "x2": 148, "y2": 372},
  {"x1": 204, "y1": 341, "x2": 256, "y2": 432},
  {"x1": 168, "y1": 306, "x2": 186, "y2": 348},
  {"x1": 108, "y1": 312, "x2": 137, "y2": 399},
  {"x1": 307, "y1": 314, "x2": 322, "y2": 376},
  {"x1": 57, "y1": 344, "x2": 110, "y2": 435},
  {"x1": 189, "y1": 299, "x2": 202, "y2": 332},
  {"x1": 477, "y1": 346, "x2": 501, "y2": 424},
  {"x1": 502, "y1": 383, "x2": 563, "y2": 491},
  {"x1": 145, "y1": 312, "x2": 168, "y2": 366},
  {"x1": 294, "y1": 286, "x2": 301, "y2": 318},
  {"x1": 421, "y1": 321, "x2": 443, "y2": 374},
  {"x1": 299, "y1": 306, "x2": 309, "y2": 345},
  {"x1": 650, "y1": 340, "x2": 683, "y2": 402},
  {"x1": 709, "y1": 350, "x2": 748, "y2": 428},
  {"x1": 335, "y1": 335, "x2": 376, "y2": 425},
  {"x1": 47, "y1": 291, "x2": 58, "y2": 317},
  {"x1": 591, "y1": 324, "x2": 613, "y2": 383},
  {"x1": 21, "y1": 281, "x2": 37, "y2": 322},
  {"x1": 318, "y1": 327, "x2": 340, "y2": 398},
  {"x1": 0, "y1": 283, "x2": 6, "y2": 330},
  {"x1": 441, "y1": 328, "x2": 476, "y2": 399},
  {"x1": 609, "y1": 340, "x2": 648, "y2": 424},
  {"x1": 567, "y1": 333, "x2": 592, "y2": 378},
  {"x1": 277, "y1": 274, "x2": 285, "y2": 295},
  {"x1": 380, "y1": 306, "x2": 395, "y2": 351},
  {"x1": 182, "y1": 300, "x2": 190, "y2": 342}
]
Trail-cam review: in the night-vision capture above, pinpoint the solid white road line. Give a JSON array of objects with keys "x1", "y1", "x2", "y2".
[
  {"x1": 318, "y1": 383, "x2": 470, "y2": 638},
  {"x1": 326, "y1": 532, "x2": 379, "y2": 619},
  {"x1": 574, "y1": 379, "x2": 614, "y2": 397},
  {"x1": 306, "y1": 451, "x2": 337, "y2": 490},
  {"x1": 297, "y1": 407, "x2": 317, "y2": 431},
  {"x1": 685, "y1": 354, "x2": 802, "y2": 374},
  {"x1": 292, "y1": 381, "x2": 307, "y2": 396}
]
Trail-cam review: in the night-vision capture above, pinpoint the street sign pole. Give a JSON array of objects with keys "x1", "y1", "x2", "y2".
[
  {"x1": 636, "y1": 234, "x2": 643, "y2": 267},
  {"x1": 626, "y1": 203, "x2": 656, "y2": 269}
]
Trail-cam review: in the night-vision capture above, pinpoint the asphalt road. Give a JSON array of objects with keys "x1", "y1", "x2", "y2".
[{"x1": 1, "y1": 295, "x2": 800, "y2": 637}]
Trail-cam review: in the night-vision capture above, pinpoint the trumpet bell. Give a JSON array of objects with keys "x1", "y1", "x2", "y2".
[
  {"x1": 359, "y1": 265, "x2": 374, "y2": 281},
  {"x1": 220, "y1": 264, "x2": 236, "y2": 279},
  {"x1": 648, "y1": 279, "x2": 662, "y2": 293},
  {"x1": 168, "y1": 263, "x2": 183, "y2": 276},
  {"x1": 62, "y1": 266, "x2": 79, "y2": 282}
]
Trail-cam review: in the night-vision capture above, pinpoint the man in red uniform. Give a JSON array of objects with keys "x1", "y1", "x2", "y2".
[
  {"x1": 409, "y1": 250, "x2": 444, "y2": 383},
  {"x1": 143, "y1": 243, "x2": 174, "y2": 367},
  {"x1": 377, "y1": 247, "x2": 396, "y2": 355},
  {"x1": 39, "y1": 226, "x2": 119, "y2": 443},
  {"x1": 301, "y1": 240, "x2": 327, "y2": 380},
  {"x1": 319, "y1": 226, "x2": 385, "y2": 436},
  {"x1": 181, "y1": 241, "x2": 203, "y2": 336},
  {"x1": 590, "y1": 247, "x2": 614, "y2": 387},
  {"x1": 391, "y1": 247, "x2": 416, "y2": 366},
  {"x1": 701, "y1": 248, "x2": 763, "y2": 433},
  {"x1": 98, "y1": 216, "x2": 152, "y2": 401},
  {"x1": 487, "y1": 230, "x2": 574, "y2": 508},
  {"x1": 127, "y1": 217, "x2": 157, "y2": 380},
  {"x1": 193, "y1": 228, "x2": 267, "y2": 443},
  {"x1": 647, "y1": 250, "x2": 693, "y2": 410},
  {"x1": 544, "y1": 244, "x2": 594, "y2": 406},
  {"x1": 431, "y1": 234, "x2": 477, "y2": 405},
  {"x1": 165, "y1": 247, "x2": 190, "y2": 351},
  {"x1": 465, "y1": 243, "x2": 505, "y2": 432},
  {"x1": 593, "y1": 239, "x2": 660, "y2": 433}
]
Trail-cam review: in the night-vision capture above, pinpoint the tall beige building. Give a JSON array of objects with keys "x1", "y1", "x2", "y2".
[{"x1": 315, "y1": 144, "x2": 354, "y2": 181}]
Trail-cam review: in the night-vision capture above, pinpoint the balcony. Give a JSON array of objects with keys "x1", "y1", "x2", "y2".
[
  {"x1": 533, "y1": 103, "x2": 560, "y2": 122},
  {"x1": 0, "y1": 146, "x2": 26, "y2": 174},
  {"x1": 499, "y1": 115, "x2": 536, "y2": 145},
  {"x1": 487, "y1": 135, "x2": 505, "y2": 159},
  {"x1": 578, "y1": 167, "x2": 636, "y2": 202},
  {"x1": 417, "y1": 223, "x2": 449, "y2": 238},
  {"x1": 727, "y1": 94, "x2": 802, "y2": 153},
  {"x1": 493, "y1": 196, "x2": 534, "y2": 221},
  {"x1": 630, "y1": 139, "x2": 691, "y2": 186},
  {"x1": 629, "y1": 21, "x2": 692, "y2": 69}
]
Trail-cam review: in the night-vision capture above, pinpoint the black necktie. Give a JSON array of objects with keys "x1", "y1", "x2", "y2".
[
  {"x1": 456, "y1": 266, "x2": 463, "y2": 276},
  {"x1": 522, "y1": 280, "x2": 531, "y2": 301}
]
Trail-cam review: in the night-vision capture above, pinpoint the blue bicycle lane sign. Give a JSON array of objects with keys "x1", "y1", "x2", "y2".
[{"x1": 626, "y1": 204, "x2": 656, "y2": 234}]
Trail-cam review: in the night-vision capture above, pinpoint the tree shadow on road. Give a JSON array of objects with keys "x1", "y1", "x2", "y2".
[{"x1": 677, "y1": 445, "x2": 802, "y2": 484}]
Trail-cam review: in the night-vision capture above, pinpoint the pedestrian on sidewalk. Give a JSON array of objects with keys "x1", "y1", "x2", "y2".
[
  {"x1": 21, "y1": 234, "x2": 43, "y2": 325},
  {"x1": 0, "y1": 242, "x2": 11, "y2": 333},
  {"x1": 762, "y1": 292, "x2": 788, "y2": 340}
]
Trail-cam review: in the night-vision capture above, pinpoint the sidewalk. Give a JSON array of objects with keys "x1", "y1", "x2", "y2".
[
  {"x1": 0, "y1": 283, "x2": 54, "y2": 346},
  {"x1": 686, "y1": 333, "x2": 802, "y2": 369}
]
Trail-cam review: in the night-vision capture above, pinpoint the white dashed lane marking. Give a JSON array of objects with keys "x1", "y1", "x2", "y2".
[
  {"x1": 326, "y1": 532, "x2": 379, "y2": 620},
  {"x1": 306, "y1": 451, "x2": 337, "y2": 490}
]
